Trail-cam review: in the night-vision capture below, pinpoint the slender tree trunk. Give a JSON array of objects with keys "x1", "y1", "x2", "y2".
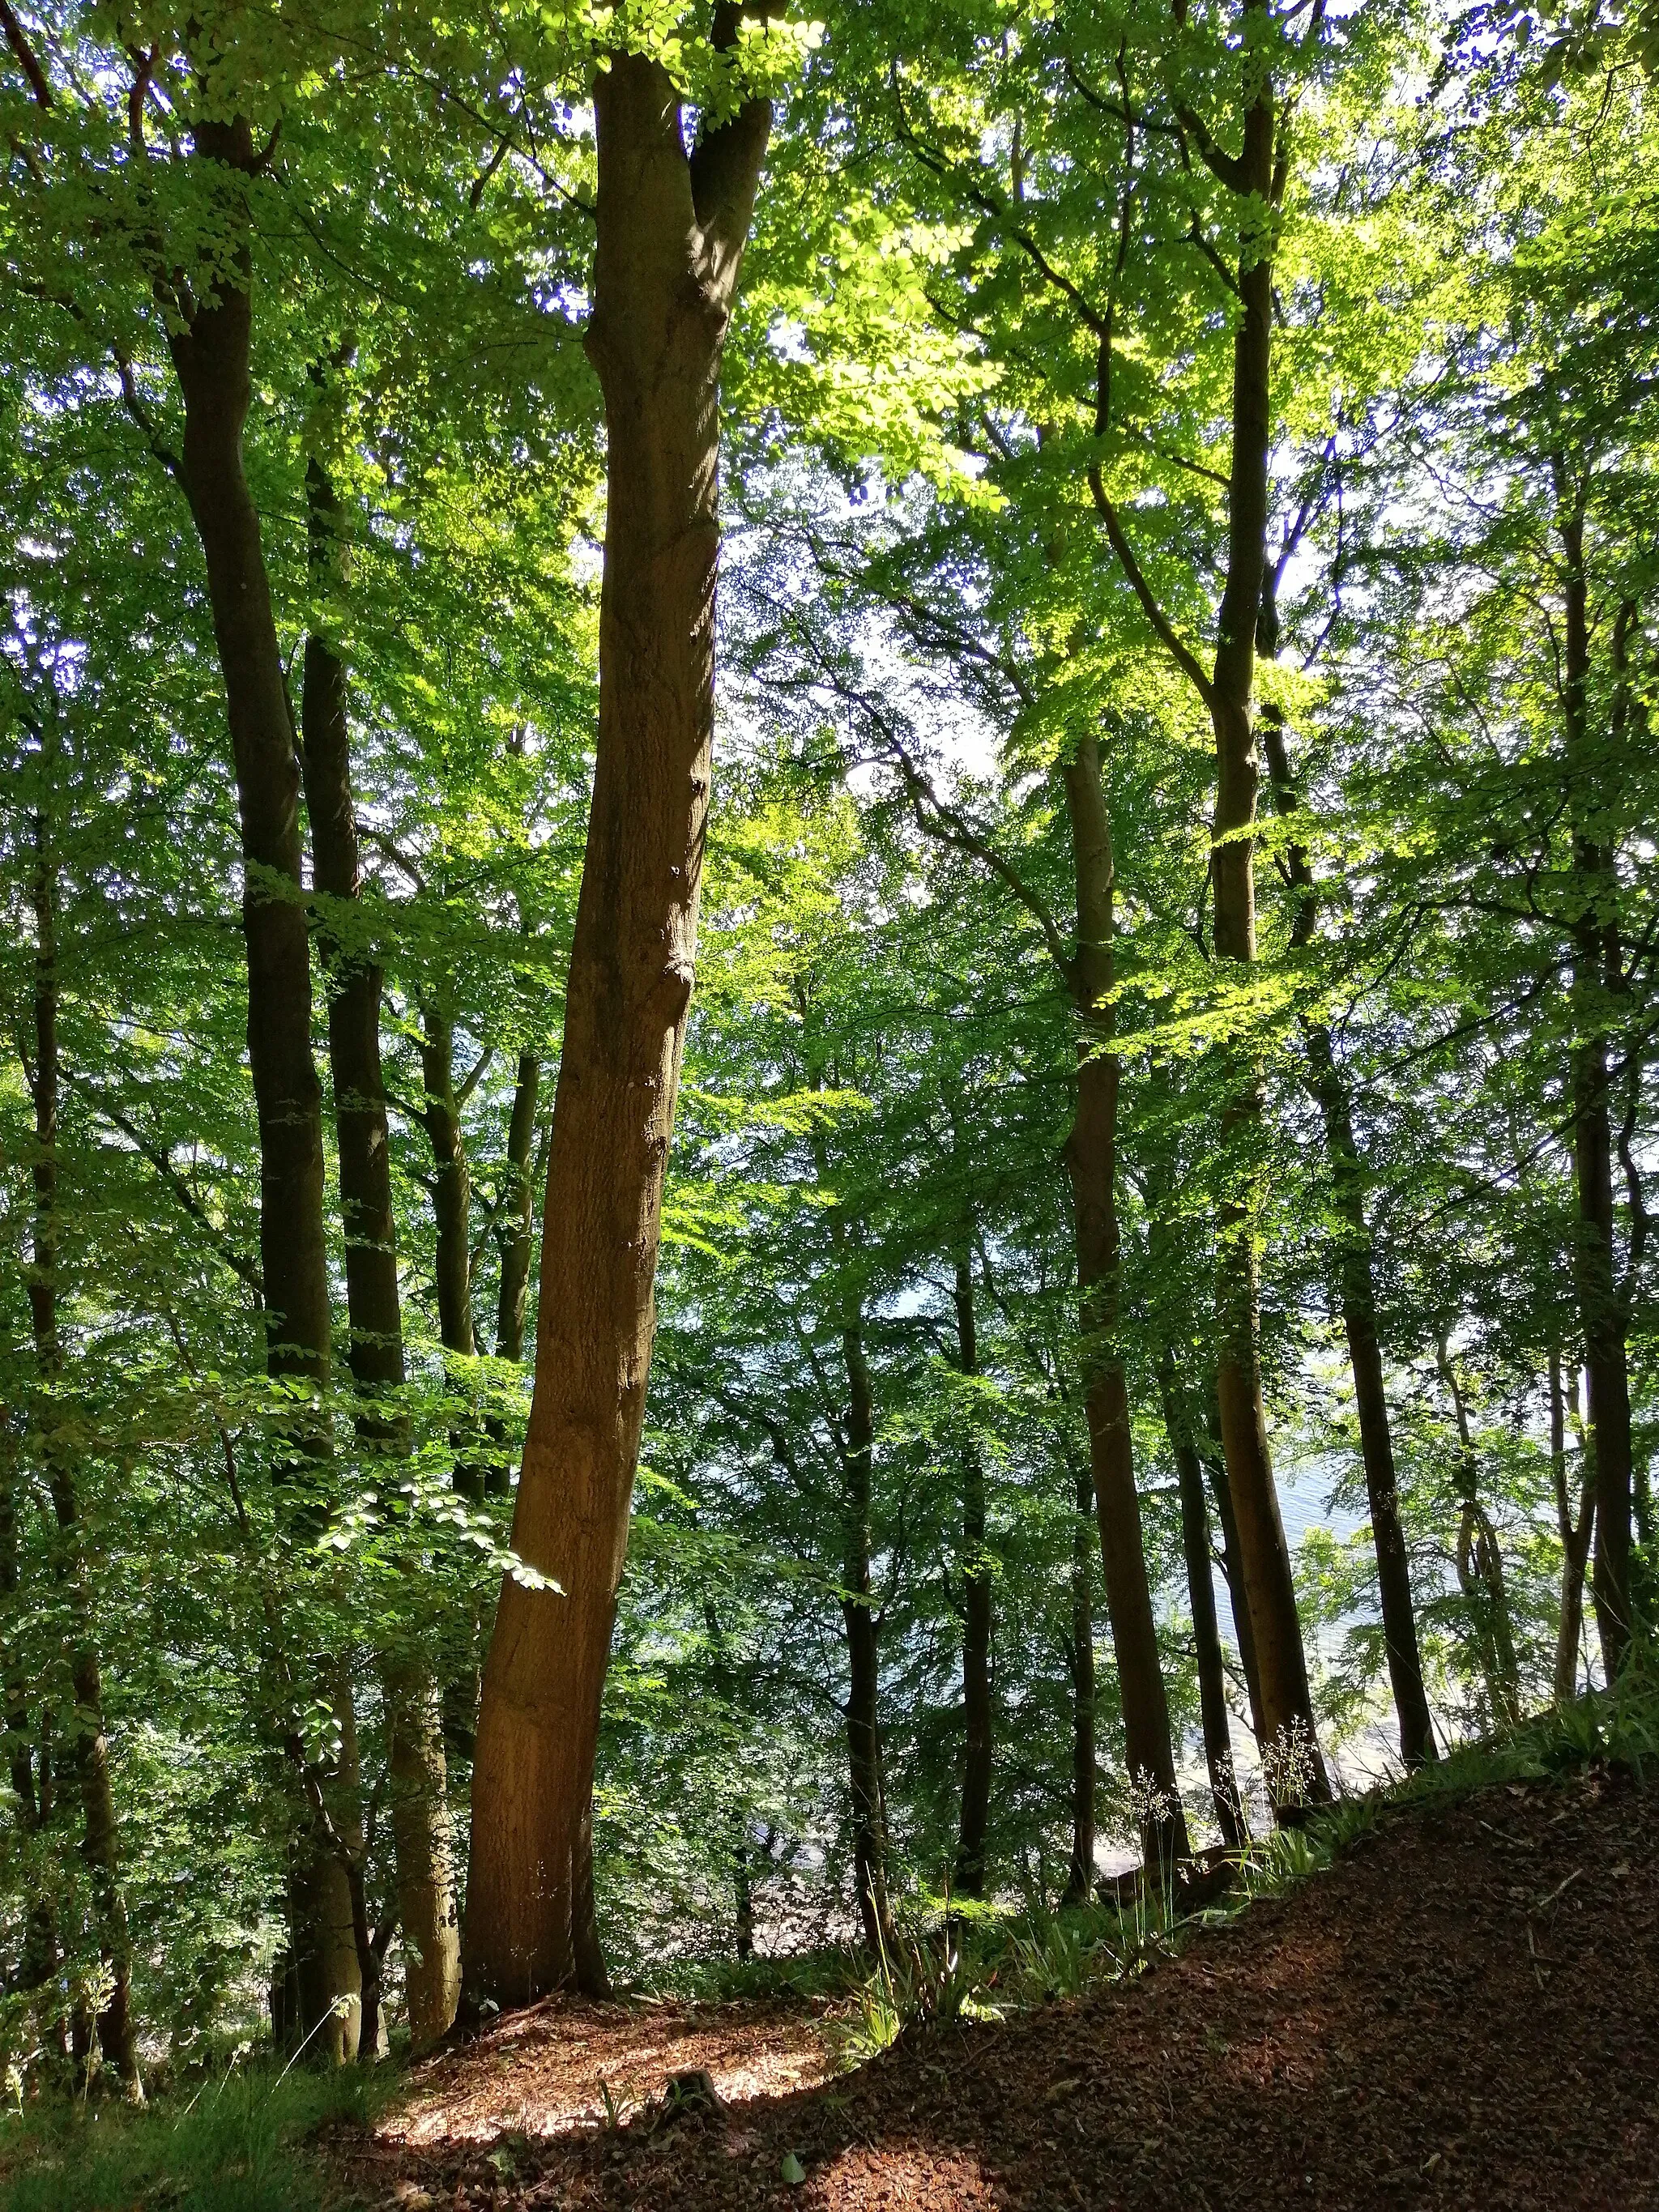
[
  {"x1": 952, "y1": 1239, "x2": 993, "y2": 1899},
  {"x1": 1202, "y1": 1412, "x2": 1267, "y2": 1751},
  {"x1": 841, "y1": 1317, "x2": 895, "y2": 1953},
  {"x1": 1437, "y1": 1340, "x2": 1522, "y2": 1725},
  {"x1": 164, "y1": 131, "x2": 353, "y2": 2046},
  {"x1": 419, "y1": 1006, "x2": 477, "y2": 1367},
  {"x1": 1550, "y1": 1353, "x2": 1596, "y2": 1703},
  {"x1": 1199, "y1": 37, "x2": 1330, "y2": 1810},
  {"x1": 494, "y1": 1047, "x2": 541, "y2": 1374},
  {"x1": 0, "y1": 1452, "x2": 60, "y2": 2020},
  {"x1": 1160, "y1": 1357, "x2": 1242, "y2": 1846},
  {"x1": 26, "y1": 815, "x2": 142, "y2": 2097},
  {"x1": 462, "y1": 38, "x2": 775, "y2": 2010},
  {"x1": 1262, "y1": 718, "x2": 1436, "y2": 1768},
  {"x1": 1060, "y1": 735, "x2": 1188, "y2": 1868},
  {"x1": 301, "y1": 456, "x2": 459, "y2": 2048},
  {"x1": 1555, "y1": 490, "x2": 1636, "y2": 1678},
  {"x1": 1062, "y1": 1460, "x2": 1097, "y2": 1906}
]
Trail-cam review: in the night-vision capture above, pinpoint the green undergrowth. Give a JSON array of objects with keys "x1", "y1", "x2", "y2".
[{"x1": 0, "y1": 2055, "x2": 388, "y2": 2212}]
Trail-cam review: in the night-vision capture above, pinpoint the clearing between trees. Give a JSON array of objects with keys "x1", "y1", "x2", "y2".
[{"x1": 338, "y1": 1758, "x2": 1658, "y2": 2212}]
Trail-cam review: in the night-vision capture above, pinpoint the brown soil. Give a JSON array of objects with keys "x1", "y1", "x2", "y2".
[{"x1": 342, "y1": 1762, "x2": 1659, "y2": 2211}]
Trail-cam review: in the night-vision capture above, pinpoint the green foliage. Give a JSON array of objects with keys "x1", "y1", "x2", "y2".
[{"x1": 0, "y1": 2060, "x2": 386, "y2": 2212}]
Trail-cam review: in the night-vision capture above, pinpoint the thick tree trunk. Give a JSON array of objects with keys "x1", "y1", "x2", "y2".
[
  {"x1": 27, "y1": 816, "x2": 142, "y2": 2097},
  {"x1": 1550, "y1": 1353, "x2": 1596, "y2": 1703},
  {"x1": 1160, "y1": 1358, "x2": 1242, "y2": 1847},
  {"x1": 164, "y1": 117, "x2": 348, "y2": 2045},
  {"x1": 462, "y1": 40, "x2": 774, "y2": 2011},
  {"x1": 1556, "y1": 492, "x2": 1636, "y2": 1679},
  {"x1": 1062, "y1": 1460, "x2": 1097, "y2": 1907},
  {"x1": 841, "y1": 1319, "x2": 896, "y2": 1953},
  {"x1": 952, "y1": 1241, "x2": 993, "y2": 1899},
  {"x1": 301, "y1": 458, "x2": 459, "y2": 2048},
  {"x1": 1060, "y1": 735, "x2": 1188, "y2": 1869},
  {"x1": 1262, "y1": 719, "x2": 1436, "y2": 1769}
]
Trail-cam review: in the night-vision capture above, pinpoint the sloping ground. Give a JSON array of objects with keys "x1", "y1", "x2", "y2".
[{"x1": 344, "y1": 1762, "x2": 1659, "y2": 2211}]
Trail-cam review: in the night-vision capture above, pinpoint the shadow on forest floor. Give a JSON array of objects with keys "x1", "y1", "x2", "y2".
[{"x1": 343, "y1": 1752, "x2": 1659, "y2": 2212}]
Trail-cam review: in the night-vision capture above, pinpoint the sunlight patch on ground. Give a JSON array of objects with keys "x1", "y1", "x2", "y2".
[{"x1": 378, "y1": 1997, "x2": 840, "y2": 2147}]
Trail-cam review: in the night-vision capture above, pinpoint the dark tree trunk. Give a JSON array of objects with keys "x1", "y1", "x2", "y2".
[
  {"x1": 463, "y1": 36, "x2": 774, "y2": 2010},
  {"x1": 1199, "y1": 23, "x2": 1329, "y2": 1810},
  {"x1": 164, "y1": 113, "x2": 348, "y2": 2045},
  {"x1": 420, "y1": 1005, "x2": 477, "y2": 1364},
  {"x1": 1203, "y1": 1411, "x2": 1268, "y2": 1752},
  {"x1": 841, "y1": 1317, "x2": 896, "y2": 1954},
  {"x1": 1160, "y1": 1357, "x2": 1242, "y2": 1846},
  {"x1": 1556, "y1": 497, "x2": 1636, "y2": 1677},
  {"x1": 1550, "y1": 1352, "x2": 1596, "y2": 1703},
  {"x1": 1060, "y1": 735, "x2": 1188, "y2": 1869},
  {"x1": 952, "y1": 1240, "x2": 993, "y2": 1899},
  {"x1": 26, "y1": 814, "x2": 142, "y2": 2098},
  {"x1": 1262, "y1": 718, "x2": 1436, "y2": 1769},
  {"x1": 1062, "y1": 1460, "x2": 1097, "y2": 1906},
  {"x1": 301, "y1": 454, "x2": 459, "y2": 2048},
  {"x1": 494, "y1": 1047, "x2": 541, "y2": 1371}
]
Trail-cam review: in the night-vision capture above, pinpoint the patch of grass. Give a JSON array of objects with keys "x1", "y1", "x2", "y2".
[{"x1": 0, "y1": 2057, "x2": 388, "y2": 2212}]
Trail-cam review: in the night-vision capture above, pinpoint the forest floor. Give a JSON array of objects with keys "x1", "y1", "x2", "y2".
[{"x1": 339, "y1": 1758, "x2": 1659, "y2": 2212}]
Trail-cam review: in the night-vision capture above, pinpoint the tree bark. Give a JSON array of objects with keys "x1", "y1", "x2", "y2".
[
  {"x1": 494, "y1": 1048, "x2": 541, "y2": 1371},
  {"x1": 162, "y1": 116, "x2": 352, "y2": 2044},
  {"x1": 1197, "y1": 20, "x2": 1330, "y2": 1810},
  {"x1": 301, "y1": 454, "x2": 459, "y2": 2048},
  {"x1": 841, "y1": 1317, "x2": 896, "y2": 1953},
  {"x1": 1062, "y1": 1460, "x2": 1098, "y2": 1906},
  {"x1": 1437, "y1": 1340, "x2": 1522, "y2": 1726},
  {"x1": 26, "y1": 812, "x2": 142, "y2": 2097},
  {"x1": 462, "y1": 34, "x2": 775, "y2": 2011},
  {"x1": 1550, "y1": 1351, "x2": 1595, "y2": 1704},
  {"x1": 1556, "y1": 488, "x2": 1636, "y2": 1679},
  {"x1": 951, "y1": 1239, "x2": 993, "y2": 1899},
  {"x1": 1261, "y1": 717, "x2": 1436, "y2": 1768},
  {"x1": 167, "y1": 117, "x2": 332, "y2": 1418},
  {"x1": 1160, "y1": 1357, "x2": 1242, "y2": 1846},
  {"x1": 1202, "y1": 1411, "x2": 1267, "y2": 1751},
  {"x1": 1059, "y1": 734, "x2": 1188, "y2": 1869}
]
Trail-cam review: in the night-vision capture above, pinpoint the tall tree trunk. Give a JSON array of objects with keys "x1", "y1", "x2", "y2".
[
  {"x1": 1060, "y1": 735, "x2": 1188, "y2": 1869},
  {"x1": 841, "y1": 1316, "x2": 895, "y2": 1953},
  {"x1": 1160, "y1": 1357, "x2": 1242, "y2": 1846},
  {"x1": 1550, "y1": 1351, "x2": 1596, "y2": 1704},
  {"x1": 1199, "y1": 23, "x2": 1330, "y2": 1809},
  {"x1": 26, "y1": 814, "x2": 142, "y2": 2097},
  {"x1": 1262, "y1": 717, "x2": 1436, "y2": 1769},
  {"x1": 1556, "y1": 487, "x2": 1636, "y2": 1679},
  {"x1": 462, "y1": 35, "x2": 775, "y2": 2011},
  {"x1": 162, "y1": 117, "x2": 348, "y2": 2044},
  {"x1": 1202, "y1": 1409, "x2": 1267, "y2": 1751},
  {"x1": 1062, "y1": 1460, "x2": 1097, "y2": 1907},
  {"x1": 300, "y1": 463, "x2": 459, "y2": 2050},
  {"x1": 951, "y1": 1238, "x2": 993, "y2": 1899}
]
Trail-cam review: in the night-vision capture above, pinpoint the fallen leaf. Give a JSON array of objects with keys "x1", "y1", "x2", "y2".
[
  {"x1": 1046, "y1": 2077, "x2": 1083, "y2": 2103},
  {"x1": 781, "y1": 2151, "x2": 807, "y2": 2185}
]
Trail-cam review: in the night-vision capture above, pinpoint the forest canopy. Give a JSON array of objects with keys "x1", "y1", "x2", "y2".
[{"x1": 1, "y1": 0, "x2": 1656, "y2": 2094}]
